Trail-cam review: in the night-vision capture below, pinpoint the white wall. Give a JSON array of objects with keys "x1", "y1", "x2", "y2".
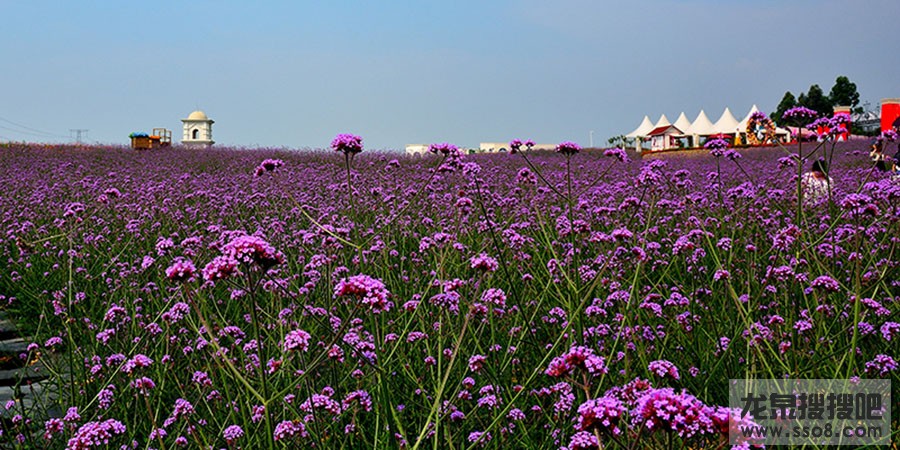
[
  {"x1": 182, "y1": 121, "x2": 213, "y2": 144},
  {"x1": 405, "y1": 144, "x2": 429, "y2": 156},
  {"x1": 479, "y1": 142, "x2": 508, "y2": 153}
]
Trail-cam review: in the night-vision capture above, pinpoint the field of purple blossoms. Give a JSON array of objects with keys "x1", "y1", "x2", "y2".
[{"x1": 0, "y1": 137, "x2": 898, "y2": 449}]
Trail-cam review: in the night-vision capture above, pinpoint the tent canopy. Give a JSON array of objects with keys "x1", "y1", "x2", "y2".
[
  {"x1": 684, "y1": 110, "x2": 716, "y2": 136},
  {"x1": 626, "y1": 116, "x2": 654, "y2": 138},
  {"x1": 653, "y1": 114, "x2": 671, "y2": 128},
  {"x1": 673, "y1": 112, "x2": 691, "y2": 133},
  {"x1": 737, "y1": 104, "x2": 761, "y2": 132},
  {"x1": 629, "y1": 106, "x2": 795, "y2": 143},
  {"x1": 712, "y1": 107, "x2": 740, "y2": 134}
]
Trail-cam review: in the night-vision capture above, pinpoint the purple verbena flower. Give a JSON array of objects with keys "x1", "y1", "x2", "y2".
[
  {"x1": 509, "y1": 139, "x2": 523, "y2": 153},
  {"x1": 546, "y1": 345, "x2": 607, "y2": 377},
  {"x1": 171, "y1": 398, "x2": 195, "y2": 419},
  {"x1": 260, "y1": 158, "x2": 283, "y2": 171},
  {"x1": 631, "y1": 388, "x2": 714, "y2": 438},
  {"x1": 331, "y1": 134, "x2": 363, "y2": 155},
  {"x1": 222, "y1": 235, "x2": 284, "y2": 269},
  {"x1": 723, "y1": 149, "x2": 742, "y2": 161},
  {"x1": 881, "y1": 322, "x2": 899, "y2": 341},
  {"x1": 603, "y1": 147, "x2": 628, "y2": 162},
  {"x1": 575, "y1": 396, "x2": 625, "y2": 435},
  {"x1": 122, "y1": 354, "x2": 153, "y2": 374},
  {"x1": 468, "y1": 354, "x2": 487, "y2": 372},
  {"x1": 704, "y1": 138, "x2": 729, "y2": 157},
  {"x1": 334, "y1": 274, "x2": 393, "y2": 313},
  {"x1": 202, "y1": 255, "x2": 240, "y2": 281},
  {"x1": 428, "y1": 142, "x2": 460, "y2": 157},
  {"x1": 130, "y1": 377, "x2": 156, "y2": 395},
  {"x1": 480, "y1": 288, "x2": 506, "y2": 308},
  {"x1": 274, "y1": 420, "x2": 308, "y2": 441},
  {"x1": 648, "y1": 359, "x2": 680, "y2": 380},
  {"x1": 568, "y1": 431, "x2": 600, "y2": 449},
  {"x1": 223, "y1": 425, "x2": 244, "y2": 442},
  {"x1": 342, "y1": 390, "x2": 373, "y2": 412},
  {"x1": 749, "y1": 111, "x2": 769, "y2": 122},
  {"x1": 556, "y1": 141, "x2": 581, "y2": 155},
  {"x1": 864, "y1": 354, "x2": 897, "y2": 375},
  {"x1": 283, "y1": 329, "x2": 312, "y2": 352},
  {"x1": 782, "y1": 106, "x2": 818, "y2": 125},
  {"x1": 43, "y1": 418, "x2": 65, "y2": 440},
  {"x1": 66, "y1": 419, "x2": 126, "y2": 450},
  {"x1": 810, "y1": 275, "x2": 840, "y2": 293},
  {"x1": 470, "y1": 253, "x2": 499, "y2": 272},
  {"x1": 165, "y1": 258, "x2": 196, "y2": 282}
]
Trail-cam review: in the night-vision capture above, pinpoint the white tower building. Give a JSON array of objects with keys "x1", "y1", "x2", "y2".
[{"x1": 181, "y1": 110, "x2": 214, "y2": 147}]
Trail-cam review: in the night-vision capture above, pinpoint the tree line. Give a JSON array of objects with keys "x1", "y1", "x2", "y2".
[{"x1": 770, "y1": 76, "x2": 864, "y2": 127}]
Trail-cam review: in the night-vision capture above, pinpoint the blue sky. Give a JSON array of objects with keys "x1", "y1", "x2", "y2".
[{"x1": 1, "y1": 0, "x2": 898, "y2": 150}]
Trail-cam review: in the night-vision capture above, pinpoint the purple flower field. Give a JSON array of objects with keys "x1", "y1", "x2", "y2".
[{"x1": 0, "y1": 138, "x2": 897, "y2": 448}]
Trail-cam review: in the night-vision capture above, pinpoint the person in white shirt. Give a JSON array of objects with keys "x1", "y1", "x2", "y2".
[{"x1": 800, "y1": 159, "x2": 832, "y2": 203}]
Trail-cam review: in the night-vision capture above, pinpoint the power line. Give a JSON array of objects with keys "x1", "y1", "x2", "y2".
[
  {"x1": 0, "y1": 124, "x2": 66, "y2": 139},
  {"x1": 0, "y1": 116, "x2": 71, "y2": 139}
]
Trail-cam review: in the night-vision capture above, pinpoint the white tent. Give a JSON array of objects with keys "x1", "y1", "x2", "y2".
[
  {"x1": 737, "y1": 105, "x2": 790, "y2": 143},
  {"x1": 626, "y1": 116, "x2": 654, "y2": 138},
  {"x1": 684, "y1": 110, "x2": 715, "y2": 135},
  {"x1": 652, "y1": 114, "x2": 671, "y2": 128},
  {"x1": 737, "y1": 104, "x2": 761, "y2": 132},
  {"x1": 712, "y1": 107, "x2": 741, "y2": 135},
  {"x1": 681, "y1": 110, "x2": 716, "y2": 148},
  {"x1": 673, "y1": 112, "x2": 691, "y2": 133},
  {"x1": 627, "y1": 105, "x2": 802, "y2": 150}
]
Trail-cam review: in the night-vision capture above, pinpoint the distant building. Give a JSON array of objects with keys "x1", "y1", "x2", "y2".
[
  {"x1": 647, "y1": 125, "x2": 684, "y2": 151},
  {"x1": 407, "y1": 141, "x2": 555, "y2": 155},
  {"x1": 405, "y1": 144, "x2": 429, "y2": 156},
  {"x1": 479, "y1": 142, "x2": 509, "y2": 153},
  {"x1": 182, "y1": 110, "x2": 214, "y2": 147},
  {"x1": 852, "y1": 110, "x2": 880, "y2": 134},
  {"x1": 479, "y1": 142, "x2": 554, "y2": 153}
]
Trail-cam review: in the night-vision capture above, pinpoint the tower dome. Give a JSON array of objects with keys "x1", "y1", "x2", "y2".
[{"x1": 187, "y1": 110, "x2": 209, "y2": 121}]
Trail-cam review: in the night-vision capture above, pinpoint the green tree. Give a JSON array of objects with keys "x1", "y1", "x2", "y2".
[
  {"x1": 798, "y1": 84, "x2": 833, "y2": 117},
  {"x1": 828, "y1": 75, "x2": 861, "y2": 113},
  {"x1": 607, "y1": 135, "x2": 625, "y2": 148},
  {"x1": 772, "y1": 91, "x2": 797, "y2": 125}
]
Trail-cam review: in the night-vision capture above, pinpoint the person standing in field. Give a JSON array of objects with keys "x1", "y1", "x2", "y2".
[
  {"x1": 892, "y1": 146, "x2": 900, "y2": 178},
  {"x1": 800, "y1": 159, "x2": 832, "y2": 203},
  {"x1": 870, "y1": 139, "x2": 888, "y2": 171}
]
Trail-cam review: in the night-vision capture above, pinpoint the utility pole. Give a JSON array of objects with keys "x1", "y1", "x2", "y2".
[
  {"x1": 589, "y1": 130, "x2": 594, "y2": 148},
  {"x1": 70, "y1": 129, "x2": 89, "y2": 144}
]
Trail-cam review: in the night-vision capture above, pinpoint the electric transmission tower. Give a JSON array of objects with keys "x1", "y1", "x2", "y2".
[{"x1": 70, "y1": 129, "x2": 89, "y2": 143}]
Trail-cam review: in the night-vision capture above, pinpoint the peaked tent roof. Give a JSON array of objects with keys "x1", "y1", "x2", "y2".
[
  {"x1": 684, "y1": 110, "x2": 716, "y2": 136},
  {"x1": 653, "y1": 114, "x2": 671, "y2": 128},
  {"x1": 737, "y1": 105, "x2": 761, "y2": 132},
  {"x1": 626, "y1": 115, "x2": 654, "y2": 138},
  {"x1": 737, "y1": 104, "x2": 791, "y2": 136},
  {"x1": 673, "y1": 112, "x2": 692, "y2": 133},
  {"x1": 712, "y1": 107, "x2": 741, "y2": 134}
]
